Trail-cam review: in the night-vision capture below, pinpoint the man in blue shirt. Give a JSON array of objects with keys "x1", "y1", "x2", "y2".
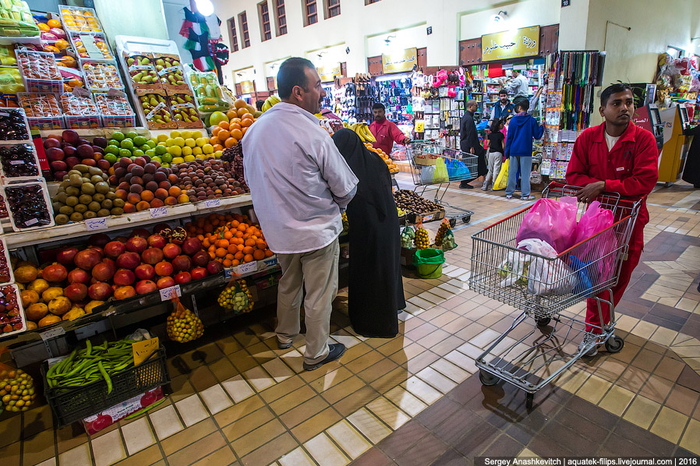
[
  {"x1": 504, "y1": 97, "x2": 544, "y2": 200},
  {"x1": 490, "y1": 89, "x2": 515, "y2": 123}
]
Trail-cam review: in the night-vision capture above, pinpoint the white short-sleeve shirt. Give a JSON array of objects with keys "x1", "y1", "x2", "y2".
[{"x1": 242, "y1": 102, "x2": 358, "y2": 254}]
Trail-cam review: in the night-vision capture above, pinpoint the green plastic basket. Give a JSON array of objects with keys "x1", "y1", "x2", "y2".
[{"x1": 413, "y1": 249, "x2": 445, "y2": 279}]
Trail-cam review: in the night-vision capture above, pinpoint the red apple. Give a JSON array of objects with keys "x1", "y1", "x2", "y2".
[
  {"x1": 115, "y1": 251, "x2": 140, "y2": 270},
  {"x1": 126, "y1": 236, "x2": 148, "y2": 254},
  {"x1": 162, "y1": 243, "x2": 181, "y2": 260},
  {"x1": 141, "y1": 247, "x2": 164, "y2": 265},
  {"x1": 174, "y1": 271, "x2": 191, "y2": 284},
  {"x1": 88, "y1": 282, "x2": 112, "y2": 300},
  {"x1": 135, "y1": 279, "x2": 157, "y2": 295},
  {"x1": 190, "y1": 267, "x2": 208, "y2": 280},
  {"x1": 135, "y1": 263, "x2": 155, "y2": 280},
  {"x1": 147, "y1": 234, "x2": 167, "y2": 249},
  {"x1": 114, "y1": 286, "x2": 136, "y2": 300},
  {"x1": 104, "y1": 241, "x2": 126, "y2": 259},
  {"x1": 113, "y1": 269, "x2": 136, "y2": 286},
  {"x1": 154, "y1": 261, "x2": 173, "y2": 277},
  {"x1": 156, "y1": 276, "x2": 175, "y2": 289},
  {"x1": 172, "y1": 255, "x2": 191, "y2": 273},
  {"x1": 64, "y1": 283, "x2": 88, "y2": 302}
]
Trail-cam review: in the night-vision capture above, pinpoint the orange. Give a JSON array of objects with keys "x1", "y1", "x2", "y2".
[
  {"x1": 230, "y1": 122, "x2": 241, "y2": 130},
  {"x1": 253, "y1": 250, "x2": 265, "y2": 260},
  {"x1": 202, "y1": 238, "x2": 210, "y2": 248},
  {"x1": 38, "y1": 23, "x2": 50, "y2": 32},
  {"x1": 226, "y1": 109, "x2": 237, "y2": 120},
  {"x1": 244, "y1": 238, "x2": 256, "y2": 247},
  {"x1": 223, "y1": 259, "x2": 232, "y2": 267},
  {"x1": 224, "y1": 137, "x2": 237, "y2": 148},
  {"x1": 55, "y1": 39, "x2": 70, "y2": 50},
  {"x1": 213, "y1": 144, "x2": 224, "y2": 152},
  {"x1": 234, "y1": 99, "x2": 246, "y2": 109},
  {"x1": 265, "y1": 249, "x2": 274, "y2": 257},
  {"x1": 256, "y1": 240, "x2": 267, "y2": 250},
  {"x1": 231, "y1": 118, "x2": 242, "y2": 126},
  {"x1": 223, "y1": 230, "x2": 233, "y2": 240},
  {"x1": 210, "y1": 136, "x2": 219, "y2": 145},
  {"x1": 47, "y1": 19, "x2": 61, "y2": 28},
  {"x1": 242, "y1": 246, "x2": 254, "y2": 255},
  {"x1": 231, "y1": 129, "x2": 243, "y2": 140},
  {"x1": 241, "y1": 119, "x2": 252, "y2": 127},
  {"x1": 225, "y1": 253, "x2": 234, "y2": 260},
  {"x1": 218, "y1": 129, "x2": 230, "y2": 141},
  {"x1": 237, "y1": 224, "x2": 247, "y2": 232},
  {"x1": 231, "y1": 260, "x2": 240, "y2": 267},
  {"x1": 237, "y1": 108, "x2": 249, "y2": 117},
  {"x1": 227, "y1": 244, "x2": 237, "y2": 254},
  {"x1": 218, "y1": 121, "x2": 229, "y2": 130},
  {"x1": 242, "y1": 112, "x2": 254, "y2": 120},
  {"x1": 212, "y1": 126, "x2": 221, "y2": 136},
  {"x1": 234, "y1": 251, "x2": 244, "y2": 260},
  {"x1": 216, "y1": 247, "x2": 227, "y2": 258},
  {"x1": 243, "y1": 254, "x2": 254, "y2": 263}
]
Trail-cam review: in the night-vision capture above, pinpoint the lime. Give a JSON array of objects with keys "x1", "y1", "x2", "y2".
[
  {"x1": 161, "y1": 153, "x2": 173, "y2": 163},
  {"x1": 133, "y1": 136, "x2": 148, "y2": 146},
  {"x1": 168, "y1": 145, "x2": 182, "y2": 157},
  {"x1": 140, "y1": 144, "x2": 150, "y2": 152},
  {"x1": 161, "y1": 162, "x2": 170, "y2": 168},
  {"x1": 151, "y1": 156, "x2": 161, "y2": 163},
  {"x1": 120, "y1": 139, "x2": 134, "y2": 150},
  {"x1": 105, "y1": 145, "x2": 119, "y2": 155},
  {"x1": 154, "y1": 145, "x2": 167, "y2": 155},
  {"x1": 210, "y1": 111, "x2": 228, "y2": 127},
  {"x1": 132, "y1": 149, "x2": 145, "y2": 157},
  {"x1": 111, "y1": 131, "x2": 125, "y2": 141},
  {"x1": 119, "y1": 148, "x2": 132, "y2": 158},
  {"x1": 147, "y1": 140, "x2": 156, "y2": 148},
  {"x1": 145, "y1": 149, "x2": 156, "y2": 157},
  {"x1": 126, "y1": 131, "x2": 139, "y2": 140},
  {"x1": 105, "y1": 153, "x2": 118, "y2": 163},
  {"x1": 108, "y1": 139, "x2": 120, "y2": 146}
]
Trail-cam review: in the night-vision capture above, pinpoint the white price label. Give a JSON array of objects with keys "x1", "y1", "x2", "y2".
[
  {"x1": 25, "y1": 218, "x2": 38, "y2": 226},
  {"x1": 9, "y1": 160, "x2": 25, "y2": 165},
  {"x1": 423, "y1": 214, "x2": 435, "y2": 221},
  {"x1": 80, "y1": 34, "x2": 103, "y2": 58},
  {"x1": 158, "y1": 65, "x2": 181, "y2": 77},
  {"x1": 145, "y1": 101, "x2": 166, "y2": 120},
  {"x1": 237, "y1": 262, "x2": 257, "y2": 275},
  {"x1": 159, "y1": 284, "x2": 181, "y2": 301},
  {"x1": 85, "y1": 217, "x2": 108, "y2": 231},
  {"x1": 150, "y1": 206, "x2": 167, "y2": 218},
  {"x1": 40, "y1": 326, "x2": 65, "y2": 341},
  {"x1": 204, "y1": 199, "x2": 221, "y2": 208}
]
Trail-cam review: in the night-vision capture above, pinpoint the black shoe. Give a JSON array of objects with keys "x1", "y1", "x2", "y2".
[
  {"x1": 459, "y1": 182, "x2": 473, "y2": 189},
  {"x1": 277, "y1": 339, "x2": 293, "y2": 350},
  {"x1": 303, "y1": 343, "x2": 346, "y2": 371}
]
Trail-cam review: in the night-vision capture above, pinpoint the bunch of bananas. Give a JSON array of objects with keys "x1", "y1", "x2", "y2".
[
  {"x1": 218, "y1": 280, "x2": 254, "y2": 314},
  {"x1": 261, "y1": 95, "x2": 281, "y2": 112},
  {"x1": 351, "y1": 123, "x2": 376, "y2": 143},
  {"x1": 415, "y1": 226, "x2": 430, "y2": 250},
  {"x1": 397, "y1": 207, "x2": 406, "y2": 217}
]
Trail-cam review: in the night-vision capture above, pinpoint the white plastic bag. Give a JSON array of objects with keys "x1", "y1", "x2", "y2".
[{"x1": 420, "y1": 166, "x2": 436, "y2": 184}]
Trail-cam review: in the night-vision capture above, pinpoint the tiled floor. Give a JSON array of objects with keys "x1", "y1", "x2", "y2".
[{"x1": 1, "y1": 178, "x2": 700, "y2": 465}]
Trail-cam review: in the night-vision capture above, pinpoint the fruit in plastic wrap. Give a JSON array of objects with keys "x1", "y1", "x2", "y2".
[
  {"x1": 0, "y1": 67, "x2": 24, "y2": 95},
  {"x1": 400, "y1": 226, "x2": 415, "y2": 249},
  {"x1": 414, "y1": 225, "x2": 429, "y2": 250},
  {"x1": 166, "y1": 300, "x2": 204, "y2": 343},
  {"x1": 441, "y1": 229, "x2": 457, "y2": 251},
  {"x1": 0, "y1": 368, "x2": 37, "y2": 413},
  {"x1": 434, "y1": 219, "x2": 450, "y2": 247},
  {"x1": 217, "y1": 279, "x2": 254, "y2": 314}
]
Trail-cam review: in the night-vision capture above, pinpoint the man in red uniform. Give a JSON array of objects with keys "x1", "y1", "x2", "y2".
[
  {"x1": 369, "y1": 103, "x2": 410, "y2": 155},
  {"x1": 566, "y1": 83, "x2": 659, "y2": 357}
]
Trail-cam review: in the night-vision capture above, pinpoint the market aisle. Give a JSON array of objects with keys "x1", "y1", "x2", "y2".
[{"x1": 1, "y1": 185, "x2": 700, "y2": 466}]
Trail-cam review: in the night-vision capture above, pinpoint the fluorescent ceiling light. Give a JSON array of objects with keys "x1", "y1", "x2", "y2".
[{"x1": 195, "y1": 0, "x2": 214, "y2": 16}]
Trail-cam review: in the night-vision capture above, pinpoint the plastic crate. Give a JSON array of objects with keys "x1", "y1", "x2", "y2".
[{"x1": 42, "y1": 346, "x2": 170, "y2": 427}]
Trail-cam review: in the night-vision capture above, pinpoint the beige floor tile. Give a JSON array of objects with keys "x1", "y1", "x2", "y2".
[
  {"x1": 263, "y1": 357, "x2": 295, "y2": 383},
  {"x1": 221, "y1": 406, "x2": 274, "y2": 443},
  {"x1": 431, "y1": 358, "x2": 470, "y2": 383},
  {"x1": 271, "y1": 385, "x2": 317, "y2": 415},
  {"x1": 34, "y1": 458, "x2": 56, "y2": 466},
  {"x1": 261, "y1": 375, "x2": 306, "y2": 404},
  {"x1": 469, "y1": 329, "x2": 501, "y2": 348},
  {"x1": 120, "y1": 417, "x2": 155, "y2": 456},
  {"x1": 639, "y1": 374, "x2": 674, "y2": 404},
  {"x1": 91, "y1": 429, "x2": 126, "y2": 466},
  {"x1": 327, "y1": 420, "x2": 372, "y2": 460},
  {"x1": 57, "y1": 443, "x2": 91, "y2": 466},
  {"x1": 598, "y1": 385, "x2": 635, "y2": 416},
  {"x1": 167, "y1": 431, "x2": 226, "y2": 466},
  {"x1": 444, "y1": 350, "x2": 478, "y2": 374},
  {"x1": 278, "y1": 447, "x2": 316, "y2": 466},
  {"x1": 291, "y1": 407, "x2": 343, "y2": 443},
  {"x1": 330, "y1": 332, "x2": 362, "y2": 348},
  {"x1": 401, "y1": 374, "x2": 441, "y2": 404},
  {"x1": 304, "y1": 433, "x2": 350, "y2": 466},
  {"x1": 199, "y1": 383, "x2": 233, "y2": 415},
  {"x1": 347, "y1": 408, "x2": 392, "y2": 444},
  {"x1": 214, "y1": 395, "x2": 265, "y2": 430},
  {"x1": 149, "y1": 404, "x2": 184, "y2": 440},
  {"x1": 281, "y1": 348, "x2": 305, "y2": 373},
  {"x1": 576, "y1": 374, "x2": 612, "y2": 405},
  {"x1": 366, "y1": 396, "x2": 411, "y2": 430},
  {"x1": 222, "y1": 374, "x2": 256, "y2": 403},
  {"x1": 385, "y1": 385, "x2": 428, "y2": 416},
  {"x1": 231, "y1": 419, "x2": 286, "y2": 457},
  {"x1": 244, "y1": 365, "x2": 277, "y2": 392},
  {"x1": 370, "y1": 366, "x2": 411, "y2": 394},
  {"x1": 175, "y1": 394, "x2": 208, "y2": 427},
  {"x1": 650, "y1": 327, "x2": 678, "y2": 347},
  {"x1": 654, "y1": 355, "x2": 688, "y2": 382},
  {"x1": 650, "y1": 407, "x2": 689, "y2": 444},
  {"x1": 280, "y1": 396, "x2": 330, "y2": 429},
  {"x1": 190, "y1": 446, "x2": 236, "y2": 466},
  {"x1": 680, "y1": 419, "x2": 700, "y2": 455},
  {"x1": 309, "y1": 367, "x2": 353, "y2": 393},
  {"x1": 416, "y1": 366, "x2": 457, "y2": 394},
  {"x1": 632, "y1": 321, "x2": 658, "y2": 340},
  {"x1": 623, "y1": 395, "x2": 661, "y2": 429}
]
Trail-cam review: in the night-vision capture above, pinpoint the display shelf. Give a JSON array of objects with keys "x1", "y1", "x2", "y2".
[
  {"x1": 38, "y1": 127, "x2": 150, "y2": 139},
  {"x1": 0, "y1": 36, "x2": 41, "y2": 46},
  {"x1": 3, "y1": 194, "x2": 253, "y2": 248}
]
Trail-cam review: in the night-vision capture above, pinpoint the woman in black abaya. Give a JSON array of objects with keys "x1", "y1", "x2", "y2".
[
  {"x1": 332, "y1": 129, "x2": 405, "y2": 338},
  {"x1": 682, "y1": 124, "x2": 700, "y2": 188}
]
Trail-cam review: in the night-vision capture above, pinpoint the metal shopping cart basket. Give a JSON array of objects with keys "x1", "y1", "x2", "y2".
[
  {"x1": 468, "y1": 183, "x2": 641, "y2": 408},
  {"x1": 407, "y1": 141, "x2": 477, "y2": 225}
]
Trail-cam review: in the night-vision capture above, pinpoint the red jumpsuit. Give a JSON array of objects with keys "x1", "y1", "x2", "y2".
[{"x1": 566, "y1": 122, "x2": 659, "y2": 333}]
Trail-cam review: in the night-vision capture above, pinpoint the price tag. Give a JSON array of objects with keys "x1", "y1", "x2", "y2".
[
  {"x1": 85, "y1": 217, "x2": 108, "y2": 231},
  {"x1": 107, "y1": 88, "x2": 126, "y2": 98},
  {"x1": 159, "y1": 284, "x2": 181, "y2": 301},
  {"x1": 25, "y1": 218, "x2": 38, "y2": 226},
  {"x1": 423, "y1": 214, "x2": 435, "y2": 221},
  {"x1": 204, "y1": 198, "x2": 221, "y2": 208},
  {"x1": 40, "y1": 326, "x2": 65, "y2": 341},
  {"x1": 237, "y1": 262, "x2": 257, "y2": 275},
  {"x1": 146, "y1": 102, "x2": 166, "y2": 120},
  {"x1": 158, "y1": 65, "x2": 180, "y2": 77},
  {"x1": 80, "y1": 34, "x2": 103, "y2": 58},
  {"x1": 72, "y1": 86, "x2": 91, "y2": 97},
  {"x1": 132, "y1": 337, "x2": 158, "y2": 365},
  {"x1": 150, "y1": 206, "x2": 167, "y2": 218}
]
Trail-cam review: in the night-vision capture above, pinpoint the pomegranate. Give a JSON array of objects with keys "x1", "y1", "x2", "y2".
[
  {"x1": 154, "y1": 261, "x2": 173, "y2": 277},
  {"x1": 174, "y1": 271, "x2": 191, "y2": 284},
  {"x1": 88, "y1": 233, "x2": 111, "y2": 248},
  {"x1": 115, "y1": 252, "x2": 140, "y2": 270},
  {"x1": 74, "y1": 248, "x2": 102, "y2": 271},
  {"x1": 135, "y1": 263, "x2": 155, "y2": 280},
  {"x1": 42, "y1": 263, "x2": 68, "y2": 283},
  {"x1": 152, "y1": 223, "x2": 171, "y2": 235},
  {"x1": 156, "y1": 276, "x2": 176, "y2": 289},
  {"x1": 104, "y1": 241, "x2": 126, "y2": 259},
  {"x1": 182, "y1": 237, "x2": 202, "y2": 256},
  {"x1": 135, "y1": 280, "x2": 157, "y2": 295},
  {"x1": 190, "y1": 267, "x2": 208, "y2": 280},
  {"x1": 126, "y1": 236, "x2": 148, "y2": 254},
  {"x1": 56, "y1": 247, "x2": 79, "y2": 266},
  {"x1": 129, "y1": 228, "x2": 150, "y2": 239},
  {"x1": 88, "y1": 282, "x2": 112, "y2": 300},
  {"x1": 114, "y1": 286, "x2": 136, "y2": 300},
  {"x1": 147, "y1": 234, "x2": 167, "y2": 249},
  {"x1": 141, "y1": 248, "x2": 164, "y2": 266},
  {"x1": 92, "y1": 261, "x2": 115, "y2": 282},
  {"x1": 172, "y1": 255, "x2": 191, "y2": 273},
  {"x1": 113, "y1": 269, "x2": 136, "y2": 286},
  {"x1": 67, "y1": 268, "x2": 91, "y2": 284},
  {"x1": 162, "y1": 243, "x2": 181, "y2": 260},
  {"x1": 192, "y1": 250, "x2": 210, "y2": 268},
  {"x1": 207, "y1": 261, "x2": 224, "y2": 275},
  {"x1": 64, "y1": 283, "x2": 88, "y2": 302}
]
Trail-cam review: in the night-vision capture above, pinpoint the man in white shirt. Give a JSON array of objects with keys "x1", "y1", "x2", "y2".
[
  {"x1": 504, "y1": 69, "x2": 529, "y2": 99},
  {"x1": 243, "y1": 58, "x2": 358, "y2": 371}
]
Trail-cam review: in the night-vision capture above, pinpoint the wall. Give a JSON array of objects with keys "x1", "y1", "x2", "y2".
[
  {"x1": 94, "y1": 0, "x2": 169, "y2": 47},
  {"x1": 457, "y1": 0, "x2": 560, "y2": 40},
  {"x1": 558, "y1": 0, "x2": 589, "y2": 50}
]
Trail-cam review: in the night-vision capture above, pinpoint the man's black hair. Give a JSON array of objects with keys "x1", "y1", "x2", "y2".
[
  {"x1": 255, "y1": 100, "x2": 264, "y2": 111},
  {"x1": 600, "y1": 83, "x2": 633, "y2": 107},
  {"x1": 373, "y1": 102, "x2": 385, "y2": 111},
  {"x1": 498, "y1": 88, "x2": 508, "y2": 96},
  {"x1": 277, "y1": 57, "x2": 315, "y2": 99},
  {"x1": 490, "y1": 117, "x2": 503, "y2": 133},
  {"x1": 514, "y1": 97, "x2": 529, "y2": 112}
]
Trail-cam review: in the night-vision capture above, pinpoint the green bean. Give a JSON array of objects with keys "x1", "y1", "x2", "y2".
[
  {"x1": 98, "y1": 361, "x2": 112, "y2": 394},
  {"x1": 124, "y1": 398, "x2": 166, "y2": 420}
]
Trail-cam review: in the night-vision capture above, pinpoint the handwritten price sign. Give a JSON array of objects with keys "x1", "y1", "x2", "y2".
[
  {"x1": 159, "y1": 284, "x2": 181, "y2": 301},
  {"x1": 150, "y1": 207, "x2": 167, "y2": 218},
  {"x1": 132, "y1": 337, "x2": 159, "y2": 365},
  {"x1": 204, "y1": 199, "x2": 221, "y2": 208},
  {"x1": 85, "y1": 218, "x2": 108, "y2": 231}
]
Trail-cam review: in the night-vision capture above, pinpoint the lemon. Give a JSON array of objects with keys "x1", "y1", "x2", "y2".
[
  {"x1": 185, "y1": 138, "x2": 196, "y2": 147},
  {"x1": 174, "y1": 137, "x2": 185, "y2": 147},
  {"x1": 165, "y1": 138, "x2": 175, "y2": 147},
  {"x1": 184, "y1": 155, "x2": 195, "y2": 162},
  {"x1": 202, "y1": 144, "x2": 214, "y2": 154},
  {"x1": 192, "y1": 130, "x2": 203, "y2": 139},
  {"x1": 168, "y1": 145, "x2": 182, "y2": 157},
  {"x1": 195, "y1": 137, "x2": 208, "y2": 147},
  {"x1": 214, "y1": 150, "x2": 223, "y2": 158},
  {"x1": 181, "y1": 130, "x2": 193, "y2": 139},
  {"x1": 196, "y1": 153, "x2": 206, "y2": 159},
  {"x1": 170, "y1": 130, "x2": 181, "y2": 138},
  {"x1": 193, "y1": 147, "x2": 203, "y2": 155},
  {"x1": 157, "y1": 134, "x2": 168, "y2": 142},
  {"x1": 182, "y1": 146, "x2": 193, "y2": 156},
  {"x1": 172, "y1": 157, "x2": 185, "y2": 164}
]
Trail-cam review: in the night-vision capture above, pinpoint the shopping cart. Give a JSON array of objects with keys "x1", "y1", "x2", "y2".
[
  {"x1": 468, "y1": 183, "x2": 641, "y2": 408},
  {"x1": 406, "y1": 140, "x2": 477, "y2": 225}
]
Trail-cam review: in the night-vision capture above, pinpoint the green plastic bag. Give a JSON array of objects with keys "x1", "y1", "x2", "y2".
[
  {"x1": 433, "y1": 158, "x2": 449, "y2": 183},
  {"x1": 493, "y1": 158, "x2": 509, "y2": 191}
]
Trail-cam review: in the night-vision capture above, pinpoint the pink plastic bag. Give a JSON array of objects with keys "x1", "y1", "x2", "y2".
[
  {"x1": 516, "y1": 197, "x2": 577, "y2": 253},
  {"x1": 570, "y1": 201, "x2": 617, "y2": 284},
  {"x1": 573, "y1": 201, "x2": 614, "y2": 245}
]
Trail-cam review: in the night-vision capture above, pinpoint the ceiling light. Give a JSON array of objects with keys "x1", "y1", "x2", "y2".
[
  {"x1": 195, "y1": 0, "x2": 214, "y2": 16},
  {"x1": 492, "y1": 10, "x2": 508, "y2": 23},
  {"x1": 385, "y1": 35, "x2": 396, "y2": 47}
]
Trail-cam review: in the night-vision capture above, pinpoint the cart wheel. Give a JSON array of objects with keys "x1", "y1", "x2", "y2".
[
  {"x1": 605, "y1": 335, "x2": 625, "y2": 354},
  {"x1": 479, "y1": 370, "x2": 499, "y2": 386},
  {"x1": 536, "y1": 318, "x2": 551, "y2": 327},
  {"x1": 449, "y1": 218, "x2": 457, "y2": 228},
  {"x1": 462, "y1": 215, "x2": 471, "y2": 224},
  {"x1": 526, "y1": 393, "x2": 534, "y2": 410}
]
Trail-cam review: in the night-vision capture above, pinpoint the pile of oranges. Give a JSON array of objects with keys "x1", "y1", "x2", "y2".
[
  {"x1": 185, "y1": 213, "x2": 273, "y2": 267},
  {"x1": 210, "y1": 100, "x2": 258, "y2": 151}
]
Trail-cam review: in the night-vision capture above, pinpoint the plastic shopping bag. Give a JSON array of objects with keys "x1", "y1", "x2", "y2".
[
  {"x1": 516, "y1": 197, "x2": 578, "y2": 253},
  {"x1": 446, "y1": 159, "x2": 471, "y2": 181},
  {"x1": 497, "y1": 239, "x2": 577, "y2": 295},
  {"x1": 420, "y1": 165, "x2": 435, "y2": 184},
  {"x1": 570, "y1": 201, "x2": 618, "y2": 287},
  {"x1": 433, "y1": 158, "x2": 449, "y2": 183},
  {"x1": 493, "y1": 158, "x2": 509, "y2": 191}
]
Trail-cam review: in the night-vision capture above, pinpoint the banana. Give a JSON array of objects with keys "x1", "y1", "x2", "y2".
[{"x1": 360, "y1": 124, "x2": 376, "y2": 142}]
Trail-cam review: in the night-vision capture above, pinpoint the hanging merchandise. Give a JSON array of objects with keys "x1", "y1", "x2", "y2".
[
  {"x1": 218, "y1": 278, "x2": 254, "y2": 314},
  {"x1": 166, "y1": 297, "x2": 204, "y2": 343},
  {"x1": 400, "y1": 226, "x2": 416, "y2": 249},
  {"x1": 414, "y1": 221, "x2": 430, "y2": 250},
  {"x1": 0, "y1": 361, "x2": 37, "y2": 413},
  {"x1": 179, "y1": 4, "x2": 222, "y2": 74}
]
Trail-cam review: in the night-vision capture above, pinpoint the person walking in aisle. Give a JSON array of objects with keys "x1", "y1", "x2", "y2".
[
  {"x1": 566, "y1": 83, "x2": 658, "y2": 357},
  {"x1": 504, "y1": 98, "x2": 544, "y2": 200},
  {"x1": 503, "y1": 69, "x2": 530, "y2": 99},
  {"x1": 331, "y1": 129, "x2": 405, "y2": 338},
  {"x1": 483, "y1": 118, "x2": 505, "y2": 191},
  {"x1": 243, "y1": 57, "x2": 359, "y2": 371},
  {"x1": 490, "y1": 89, "x2": 515, "y2": 124},
  {"x1": 681, "y1": 123, "x2": 700, "y2": 188},
  {"x1": 459, "y1": 99, "x2": 486, "y2": 189},
  {"x1": 369, "y1": 103, "x2": 411, "y2": 155}
]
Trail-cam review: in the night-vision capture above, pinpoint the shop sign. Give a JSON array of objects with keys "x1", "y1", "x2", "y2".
[
  {"x1": 240, "y1": 80, "x2": 255, "y2": 94},
  {"x1": 481, "y1": 26, "x2": 540, "y2": 62},
  {"x1": 317, "y1": 63, "x2": 341, "y2": 83},
  {"x1": 382, "y1": 47, "x2": 418, "y2": 74}
]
